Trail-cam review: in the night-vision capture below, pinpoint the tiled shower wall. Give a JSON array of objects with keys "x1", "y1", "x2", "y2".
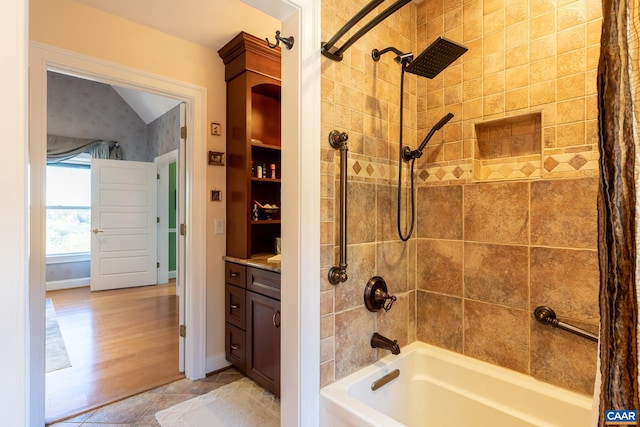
[{"x1": 321, "y1": 0, "x2": 602, "y2": 396}]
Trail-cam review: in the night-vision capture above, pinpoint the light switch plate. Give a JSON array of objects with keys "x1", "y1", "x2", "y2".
[
  {"x1": 211, "y1": 122, "x2": 221, "y2": 136},
  {"x1": 214, "y1": 218, "x2": 224, "y2": 234},
  {"x1": 211, "y1": 190, "x2": 222, "y2": 201}
]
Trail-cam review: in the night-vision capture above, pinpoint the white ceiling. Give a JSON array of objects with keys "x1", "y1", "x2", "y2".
[
  {"x1": 72, "y1": 0, "x2": 281, "y2": 51},
  {"x1": 71, "y1": 0, "x2": 281, "y2": 123}
]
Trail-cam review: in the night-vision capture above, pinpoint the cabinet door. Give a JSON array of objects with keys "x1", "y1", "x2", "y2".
[{"x1": 246, "y1": 291, "x2": 281, "y2": 396}]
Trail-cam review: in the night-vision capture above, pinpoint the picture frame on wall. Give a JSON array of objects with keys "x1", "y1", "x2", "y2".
[{"x1": 208, "y1": 151, "x2": 225, "y2": 166}]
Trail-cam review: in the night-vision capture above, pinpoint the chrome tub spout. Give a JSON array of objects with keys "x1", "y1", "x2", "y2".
[{"x1": 371, "y1": 332, "x2": 400, "y2": 355}]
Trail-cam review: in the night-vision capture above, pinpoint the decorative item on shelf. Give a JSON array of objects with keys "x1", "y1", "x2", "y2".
[
  {"x1": 208, "y1": 151, "x2": 225, "y2": 166},
  {"x1": 253, "y1": 200, "x2": 279, "y2": 220},
  {"x1": 257, "y1": 164, "x2": 263, "y2": 178},
  {"x1": 270, "y1": 163, "x2": 277, "y2": 179},
  {"x1": 252, "y1": 203, "x2": 259, "y2": 221}
]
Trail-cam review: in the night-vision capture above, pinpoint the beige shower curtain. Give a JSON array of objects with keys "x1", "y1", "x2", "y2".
[{"x1": 594, "y1": 0, "x2": 640, "y2": 422}]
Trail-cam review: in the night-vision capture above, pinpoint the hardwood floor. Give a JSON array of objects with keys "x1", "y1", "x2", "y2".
[{"x1": 45, "y1": 282, "x2": 183, "y2": 424}]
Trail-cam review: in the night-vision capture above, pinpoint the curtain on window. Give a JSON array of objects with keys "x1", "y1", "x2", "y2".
[{"x1": 47, "y1": 135, "x2": 121, "y2": 163}]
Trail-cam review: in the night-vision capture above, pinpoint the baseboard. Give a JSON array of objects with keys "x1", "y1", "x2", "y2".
[
  {"x1": 206, "y1": 352, "x2": 231, "y2": 375},
  {"x1": 46, "y1": 277, "x2": 90, "y2": 291},
  {"x1": 169, "y1": 271, "x2": 177, "y2": 279}
]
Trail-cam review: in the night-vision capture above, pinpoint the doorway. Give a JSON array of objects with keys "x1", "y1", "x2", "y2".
[
  {"x1": 30, "y1": 42, "x2": 209, "y2": 425},
  {"x1": 43, "y1": 71, "x2": 186, "y2": 421}
]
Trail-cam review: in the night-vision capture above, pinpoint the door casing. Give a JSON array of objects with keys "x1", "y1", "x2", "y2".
[{"x1": 29, "y1": 41, "x2": 208, "y2": 424}]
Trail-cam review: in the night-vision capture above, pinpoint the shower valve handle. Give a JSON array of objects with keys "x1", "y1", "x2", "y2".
[{"x1": 364, "y1": 276, "x2": 396, "y2": 312}]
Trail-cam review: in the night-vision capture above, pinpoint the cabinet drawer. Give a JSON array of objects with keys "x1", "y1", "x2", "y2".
[
  {"x1": 246, "y1": 267, "x2": 280, "y2": 300},
  {"x1": 225, "y1": 262, "x2": 246, "y2": 287},
  {"x1": 225, "y1": 323, "x2": 246, "y2": 373},
  {"x1": 225, "y1": 284, "x2": 246, "y2": 329}
]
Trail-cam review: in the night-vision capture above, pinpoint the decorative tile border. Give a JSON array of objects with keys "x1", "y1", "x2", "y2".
[
  {"x1": 339, "y1": 150, "x2": 599, "y2": 184},
  {"x1": 542, "y1": 150, "x2": 600, "y2": 177},
  {"x1": 477, "y1": 160, "x2": 542, "y2": 181}
]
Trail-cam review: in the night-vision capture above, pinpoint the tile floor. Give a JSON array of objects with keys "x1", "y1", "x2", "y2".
[{"x1": 48, "y1": 367, "x2": 245, "y2": 427}]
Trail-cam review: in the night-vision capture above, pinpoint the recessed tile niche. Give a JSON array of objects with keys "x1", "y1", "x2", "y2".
[{"x1": 474, "y1": 113, "x2": 542, "y2": 181}]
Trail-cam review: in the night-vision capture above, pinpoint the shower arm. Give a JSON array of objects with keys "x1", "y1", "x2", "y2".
[
  {"x1": 328, "y1": 130, "x2": 349, "y2": 285},
  {"x1": 321, "y1": 0, "x2": 411, "y2": 61}
]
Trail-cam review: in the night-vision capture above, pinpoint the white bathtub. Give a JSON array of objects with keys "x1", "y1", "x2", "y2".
[{"x1": 320, "y1": 342, "x2": 592, "y2": 427}]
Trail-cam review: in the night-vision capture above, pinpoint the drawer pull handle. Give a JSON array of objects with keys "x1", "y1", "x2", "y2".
[
  {"x1": 230, "y1": 303, "x2": 239, "y2": 309},
  {"x1": 230, "y1": 271, "x2": 240, "y2": 278},
  {"x1": 273, "y1": 310, "x2": 281, "y2": 328},
  {"x1": 231, "y1": 344, "x2": 240, "y2": 350}
]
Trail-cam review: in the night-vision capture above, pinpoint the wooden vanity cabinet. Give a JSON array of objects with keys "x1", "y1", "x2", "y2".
[{"x1": 224, "y1": 261, "x2": 280, "y2": 396}]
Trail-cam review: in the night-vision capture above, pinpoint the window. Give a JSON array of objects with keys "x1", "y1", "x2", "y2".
[{"x1": 46, "y1": 158, "x2": 91, "y2": 255}]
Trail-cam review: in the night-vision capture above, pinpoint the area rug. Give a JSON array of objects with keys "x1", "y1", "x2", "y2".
[
  {"x1": 155, "y1": 377, "x2": 280, "y2": 427},
  {"x1": 46, "y1": 298, "x2": 71, "y2": 373}
]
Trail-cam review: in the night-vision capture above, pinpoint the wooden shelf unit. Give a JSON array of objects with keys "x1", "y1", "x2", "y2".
[{"x1": 218, "y1": 32, "x2": 281, "y2": 259}]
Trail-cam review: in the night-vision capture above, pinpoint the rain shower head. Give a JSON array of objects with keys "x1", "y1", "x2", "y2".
[{"x1": 405, "y1": 37, "x2": 468, "y2": 78}]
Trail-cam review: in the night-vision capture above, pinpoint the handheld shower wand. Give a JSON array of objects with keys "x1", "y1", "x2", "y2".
[{"x1": 402, "y1": 112, "x2": 454, "y2": 161}]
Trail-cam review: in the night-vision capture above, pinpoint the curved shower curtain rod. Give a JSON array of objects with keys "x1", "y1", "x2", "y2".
[{"x1": 321, "y1": 0, "x2": 412, "y2": 61}]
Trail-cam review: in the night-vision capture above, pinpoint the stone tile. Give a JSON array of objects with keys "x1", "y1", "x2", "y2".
[
  {"x1": 531, "y1": 177, "x2": 598, "y2": 249},
  {"x1": 83, "y1": 389, "x2": 162, "y2": 424},
  {"x1": 320, "y1": 289, "x2": 334, "y2": 316},
  {"x1": 136, "y1": 393, "x2": 199, "y2": 424},
  {"x1": 320, "y1": 361, "x2": 335, "y2": 388},
  {"x1": 335, "y1": 243, "x2": 376, "y2": 311},
  {"x1": 320, "y1": 336, "x2": 335, "y2": 364},
  {"x1": 407, "y1": 291, "x2": 416, "y2": 343},
  {"x1": 530, "y1": 247, "x2": 599, "y2": 323},
  {"x1": 320, "y1": 314, "x2": 334, "y2": 340},
  {"x1": 416, "y1": 185, "x2": 463, "y2": 239},
  {"x1": 531, "y1": 320, "x2": 598, "y2": 395},
  {"x1": 334, "y1": 307, "x2": 377, "y2": 379},
  {"x1": 376, "y1": 241, "x2": 410, "y2": 294},
  {"x1": 342, "y1": 181, "x2": 376, "y2": 244},
  {"x1": 407, "y1": 240, "x2": 417, "y2": 291},
  {"x1": 416, "y1": 239, "x2": 463, "y2": 296},
  {"x1": 464, "y1": 300, "x2": 529, "y2": 373},
  {"x1": 416, "y1": 291, "x2": 463, "y2": 352},
  {"x1": 162, "y1": 377, "x2": 223, "y2": 395},
  {"x1": 464, "y1": 242, "x2": 529, "y2": 309},
  {"x1": 464, "y1": 181, "x2": 529, "y2": 244},
  {"x1": 377, "y1": 293, "x2": 411, "y2": 348},
  {"x1": 81, "y1": 424, "x2": 132, "y2": 427},
  {"x1": 376, "y1": 183, "x2": 398, "y2": 242}
]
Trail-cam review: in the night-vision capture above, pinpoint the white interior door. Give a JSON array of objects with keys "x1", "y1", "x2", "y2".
[{"x1": 90, "y1": 158, "x2": 158, "y2": 291}]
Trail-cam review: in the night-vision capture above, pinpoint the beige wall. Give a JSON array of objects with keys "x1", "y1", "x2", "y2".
[
  {"x1": 321, "y1": 0, "x2": 602, "y2": 395},
  {"x1": 29, "y1": 0, "x2": 275, "y2": 367}
]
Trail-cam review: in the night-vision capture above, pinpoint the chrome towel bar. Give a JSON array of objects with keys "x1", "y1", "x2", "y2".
[
  {"x1": 534, "y1": 306, "x2": 598, "y2": 342},
  {"x1": 371, "y1": 369, "x2": 400, "y2": 391}
]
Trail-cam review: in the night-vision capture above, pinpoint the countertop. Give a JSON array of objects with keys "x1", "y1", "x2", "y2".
[{"x1": 223, "y1": 253, "x2": 281, "y2": 273}]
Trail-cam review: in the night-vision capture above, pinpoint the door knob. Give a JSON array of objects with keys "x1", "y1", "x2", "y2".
[{"x1": 92, "y1": 228, "x2": 104, "y2": 233}]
